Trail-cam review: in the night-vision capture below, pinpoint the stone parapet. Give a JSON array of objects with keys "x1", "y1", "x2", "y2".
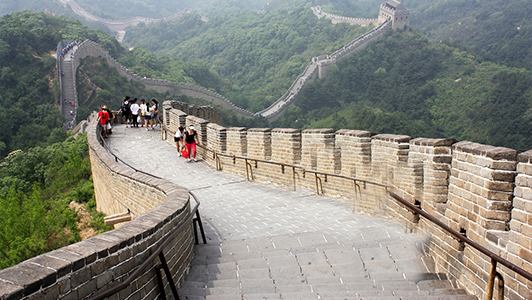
[
  {"x1": 0, "y1": 123, "x2": 195, "y2": 300},
  {"x1": 159, "y1": 102, "x2": 532, "y2": 300},
  {"x1": 336, "y1": 130, "x2": 373, "y2": 181},
  {"x1": 247, "y1": 128, "x2": 272, "y2": 160},
  {"x1": 301, "y1": 129, "x2": 338, "y2": 173},
  {"x1": 206, "y1": 123, "x2": 227, "y2": 154},
  {"x1": 226, "y1": 127, "x2": 248, "y2": 157},
  {"x1": 272, "y1": 128, "x2": 301, "y2": 165}
]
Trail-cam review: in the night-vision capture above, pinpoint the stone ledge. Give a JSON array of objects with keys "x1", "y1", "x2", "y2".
[
  {"x1": 517, "y1": 150, "x2": 532, "y2": 163},
  {"x1": 411, "y1": 137, "x2": 457, "y2": 147},
  {"x1": 273, "y1": 128, "x2": 302, "y2": 134},
  {"x1": 248, "y1": 128, "x2": 271, "y2": 133},
  {"x1": 301, "y1": 128, "x2": 335, "y2": 134},
  {"x1": 227, "y1": 127, "x2": 248, "y2": 132},
  {"x1": 335, "y1": 129, "x2": 373, "y2": 137},
  {"x1": 373, "y1": 134, "x2": 411, "y2": 143},
  {"x1": 453, "y1": 141, "x2": 517, "y2": 161},
  {"x1": 207, "y1": 123, "x2": 226, "y2": 130}
]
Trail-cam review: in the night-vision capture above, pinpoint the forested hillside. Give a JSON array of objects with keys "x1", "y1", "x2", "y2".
[
  {"x1": 0, "y1": 134, "x2": 112, "y2": 269},
  {"x1": 274, "y1": 29, "x2": 532, "y2": 151},
  {"x1": 124, "y1": 8, "x2": 371, "y2": 111},
  {"x1": 404, "y1": 0, "x2": 531, "y2": 70},
  {"x1": 0, "y1": 11, "x2": 123, "y2": 157}
]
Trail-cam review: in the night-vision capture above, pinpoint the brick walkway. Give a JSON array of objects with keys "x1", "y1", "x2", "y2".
[{"x1": 108, "y1": 125, "x2": 477, "y2": 300}]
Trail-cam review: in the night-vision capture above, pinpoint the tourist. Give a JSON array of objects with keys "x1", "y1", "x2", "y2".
[
  {"x1": 130, "y1": 98, "x2": 140, "y2": 128},
  {"x1": 144, "y1": 102, "x2": 152, "y2": 130},
  {"x1": 184, "y1": 125, "x2": 200, "y2": 162},
  {"x1": 174, "y1": 126, "x2": 185, "y2": 156},
  {"x1": 118, "y1": 96, "x2": 131, "y2": 127},
  {"x1": 150, "y1": 99, "x2": 159, "y2": 128},
  {"x1": 139, "y1": 99, "x2": 147, "y2": 127},
  {"x1": 97, "y1": 105, "x2": 110, "y2": 138},
  {"x1": 103, "y1": 105, "x2": 115, "y2": 134}
]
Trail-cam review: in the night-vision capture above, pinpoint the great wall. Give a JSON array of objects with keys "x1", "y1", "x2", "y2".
[
  {"x1": 2, "y1": 1, "x2": 530, "y2": 299},
  {"x1": 58, "y1": 0, "x2": 409, "y2": 128}
]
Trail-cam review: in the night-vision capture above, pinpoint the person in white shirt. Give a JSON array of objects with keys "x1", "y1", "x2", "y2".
[
  {"x1": 130, "y1": 98, "x2": 140, "y2": 128},
  {"x1": 139, "y1": 99, "x2": 148, "y2": 127}
]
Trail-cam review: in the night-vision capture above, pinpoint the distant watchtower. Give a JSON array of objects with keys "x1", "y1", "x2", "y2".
[{"x1": 378, "y1": 0, "x2": 410, "y2": 30}]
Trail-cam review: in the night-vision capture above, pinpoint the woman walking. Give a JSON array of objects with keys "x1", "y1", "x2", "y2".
[
  {"x1": 184, "y1": 125, "x2": 200, "y2": 162},
  {"x1": 139, "y1": 99, "x2": 147, "y2": 127}
]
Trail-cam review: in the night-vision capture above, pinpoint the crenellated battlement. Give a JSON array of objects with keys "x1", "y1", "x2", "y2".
[{"x1": 162, "y1": 102, "x2": 532, "y2": 300}]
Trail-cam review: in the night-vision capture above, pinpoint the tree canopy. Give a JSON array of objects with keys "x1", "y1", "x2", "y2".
[{"x1": 0, "y1": 134, "x2": 112, "y2": 269}]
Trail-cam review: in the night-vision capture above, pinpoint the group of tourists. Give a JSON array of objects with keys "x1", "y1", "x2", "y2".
[
  {"x1": 59, "y1": 41, "x2": 80, "y2": 60},
  {"x1": 174, "y1": 125, "x2": 200, "y2": 162},
  {"x1": 96, "y1": 96, "x2": 159, "y2": 137},
  {"x1": 117, "y1": 96, "x2": 159, "y2": 130},
  {"x1": 97, "y1": 96, "x2": 200, "y2": 162}
]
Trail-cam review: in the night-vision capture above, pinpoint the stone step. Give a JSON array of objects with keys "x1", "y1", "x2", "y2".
[
  {"x1": 278, "y1": 291, "x2": 319, "y2": 299},
  {"x1": 417, "y1": 279, "x2": 454, "y2": 290}
]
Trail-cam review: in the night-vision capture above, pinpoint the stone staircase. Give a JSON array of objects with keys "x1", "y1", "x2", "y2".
[{"x1": 177, "y1": 232, "x2": 478, "y2": 300}]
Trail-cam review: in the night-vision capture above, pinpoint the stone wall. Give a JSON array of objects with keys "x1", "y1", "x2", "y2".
[
  {"x1": 0, "y1": 122, "x2": 196, "y2": 300},
  {"x1": 162, "y1": 102, "x2": 532, "y2": 300}
]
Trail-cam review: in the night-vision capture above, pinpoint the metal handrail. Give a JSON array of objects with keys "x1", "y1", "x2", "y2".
[
  {"x1": 161, "y1": 125, "x2": 532, "y2": 298},
  {"x1": 87, "y1": 192, "x2": 203, "y2": 300},
  {"x1": 388, "y1": 192, "x2": 532, "y2": 300}
]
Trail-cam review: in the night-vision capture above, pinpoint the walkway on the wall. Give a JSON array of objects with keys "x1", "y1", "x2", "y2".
[{"x1": 107, "y1": 125, "x2": 477, "y2": 300}]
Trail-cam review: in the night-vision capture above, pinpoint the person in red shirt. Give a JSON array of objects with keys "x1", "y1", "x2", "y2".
[{"x1": 98, "y1": 105, "x2": 110, "y2": 138}]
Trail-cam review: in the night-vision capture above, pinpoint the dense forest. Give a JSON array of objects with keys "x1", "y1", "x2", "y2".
[
  {"x1": 0, "y1": 134, "x2": 112, "y2": 269},
  {"x1": 405, "y1": 0, "x2": 532, "y2": 70}
]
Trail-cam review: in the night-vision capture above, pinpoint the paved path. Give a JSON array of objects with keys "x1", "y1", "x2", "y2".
[{"x1": 108, "y1": 125, "x2": 477, "y2": 300}]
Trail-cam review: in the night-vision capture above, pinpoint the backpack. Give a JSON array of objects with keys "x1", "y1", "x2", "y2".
[{"x1": 121, "y1": 101, "x2": 131, "y2": 113}]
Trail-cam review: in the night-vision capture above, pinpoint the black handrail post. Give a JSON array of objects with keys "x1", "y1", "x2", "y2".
[
  {"x1": 154, "y1": 265, "x2": 168, "y2": 300},
  {"x1": 158, "y1": 252, "x2": 180, "y2": 300},
  {"x1": 193, "y1": 219, "x2": 199, "y2": 245},
  {"x1": 195, "y1": 210, "x2": 207, "y2": 244}
]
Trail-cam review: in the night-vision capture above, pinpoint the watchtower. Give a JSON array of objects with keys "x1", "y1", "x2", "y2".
[{"x1": 378, "y1": 0, "x2": 410, "y2": 30}]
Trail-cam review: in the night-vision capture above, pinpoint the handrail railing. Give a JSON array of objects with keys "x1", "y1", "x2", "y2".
[
  {"x1": 91, "y1": 123, "x2": 207, "y2": 300},
  {"x1": 161, "y1": 124, "x2": 532, "y2": 300},
  {"x1": 87, "y1": 192, "x2": 204, "y2": 300}
]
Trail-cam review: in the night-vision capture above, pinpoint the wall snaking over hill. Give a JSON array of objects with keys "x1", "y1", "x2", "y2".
[
  {"x1": 69, "y1": 40, "x2": 254, "y2": 118},
  {"x1": 162, "y1": 101, "x2": 532, "y2": 300}
]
